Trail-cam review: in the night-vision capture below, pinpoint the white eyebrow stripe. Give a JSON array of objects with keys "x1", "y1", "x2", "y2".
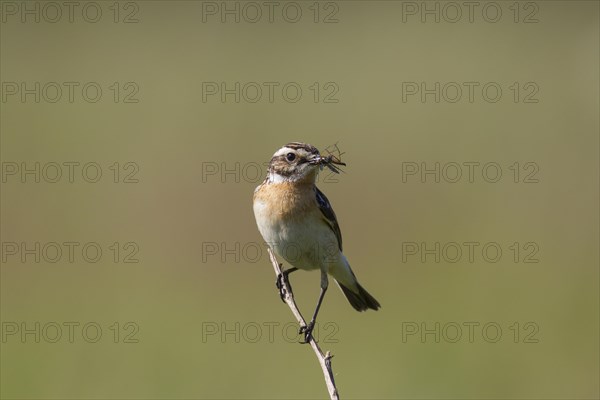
[{"x1": 273, "y1": 147, "x2": 296, "y2": 157}]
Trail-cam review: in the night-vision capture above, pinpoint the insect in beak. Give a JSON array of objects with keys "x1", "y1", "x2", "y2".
[{"x1": 314, "y1": 155, "x2": 346, "y2": 174}]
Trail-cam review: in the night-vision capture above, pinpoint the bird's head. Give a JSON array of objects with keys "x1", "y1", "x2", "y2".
[{"x1": 267, "y1": 142, "x2": 345, "y2": 184}]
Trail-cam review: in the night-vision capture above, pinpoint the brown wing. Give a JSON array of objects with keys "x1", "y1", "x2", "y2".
[{"x1": 315, "y1": 186, "x2": 343, "y2": 251}]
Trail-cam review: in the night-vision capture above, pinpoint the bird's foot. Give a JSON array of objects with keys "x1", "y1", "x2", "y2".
[{"x1": 299, "y1": 321, "x2": 315, "y2": 344}]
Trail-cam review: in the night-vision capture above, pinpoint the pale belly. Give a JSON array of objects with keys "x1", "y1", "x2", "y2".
[{"x1": 253, "y1": 198, "x2": 341, "y2": 271}]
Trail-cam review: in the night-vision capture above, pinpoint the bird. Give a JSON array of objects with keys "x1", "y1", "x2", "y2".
[{"x1": 253, "y1": 142, "x2": 380, "y2": 343}]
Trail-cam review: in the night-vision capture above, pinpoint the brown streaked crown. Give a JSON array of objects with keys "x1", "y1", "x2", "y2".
[{"x1": 282, "y1": 142, "x2": 320, "y2": 155}]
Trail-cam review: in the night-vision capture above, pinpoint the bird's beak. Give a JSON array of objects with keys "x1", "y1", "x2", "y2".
[{"x1": 308, "y1": 155, "x2": 323, "y2": 166}]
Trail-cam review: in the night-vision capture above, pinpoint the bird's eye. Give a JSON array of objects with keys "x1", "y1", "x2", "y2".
[{"x1": 286, "y1": 153, "x2": 296, "y2": 162}]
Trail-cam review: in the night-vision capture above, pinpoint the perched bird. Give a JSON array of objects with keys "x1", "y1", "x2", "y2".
[{"x1": 253, "y1": 142, "x2": 380, "y2": 342}]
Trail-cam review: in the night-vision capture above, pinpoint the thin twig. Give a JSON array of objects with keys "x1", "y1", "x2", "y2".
[{"x1": 268, "y1": 248, "x2": 340, "y2": 400}]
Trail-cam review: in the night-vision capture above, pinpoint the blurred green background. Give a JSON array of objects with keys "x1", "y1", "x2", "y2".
[{"x1": 1, "y1": 1, "x2": 598, "y2": 399}]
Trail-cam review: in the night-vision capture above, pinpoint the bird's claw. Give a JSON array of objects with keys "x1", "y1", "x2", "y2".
[{"x1": 299, "y1": 322, "x2": 315, "y2": 344}]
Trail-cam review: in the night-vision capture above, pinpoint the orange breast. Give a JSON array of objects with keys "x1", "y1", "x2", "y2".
[{"x1": 254, "y1": 182, "x2": 315, "y2": 220}]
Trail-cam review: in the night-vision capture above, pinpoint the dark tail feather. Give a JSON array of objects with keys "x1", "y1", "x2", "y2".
[{"x1": 338, "y1": 282, "x2": 381, "y2": 312}]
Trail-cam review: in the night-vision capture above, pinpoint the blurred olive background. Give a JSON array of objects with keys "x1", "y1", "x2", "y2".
[{"x1": 1, "y1": 1, "x2": 598, "y2": 399}]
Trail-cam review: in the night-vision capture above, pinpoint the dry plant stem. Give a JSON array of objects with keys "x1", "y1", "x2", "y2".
[{"x1": 268, "y1": 248, "x2": 340, "y2": 400}]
